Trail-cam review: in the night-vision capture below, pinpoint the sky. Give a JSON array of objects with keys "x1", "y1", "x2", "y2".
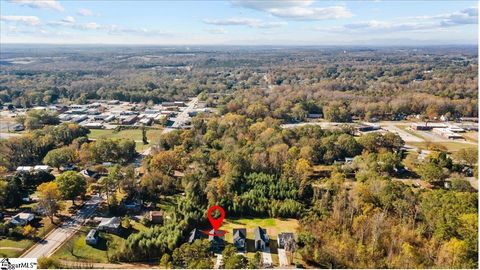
[{"x1": 0, "y1": 0, "x2": 478, "y2": 45}]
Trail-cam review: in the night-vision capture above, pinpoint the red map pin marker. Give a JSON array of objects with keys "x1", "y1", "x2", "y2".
[{"x1": 207, "y1": 205, "x2": 225, "y2": 231}]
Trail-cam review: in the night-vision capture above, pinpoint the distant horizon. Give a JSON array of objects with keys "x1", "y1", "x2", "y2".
[{"x1": 1, "y1": 0, "x2": 477, "y2": 45}]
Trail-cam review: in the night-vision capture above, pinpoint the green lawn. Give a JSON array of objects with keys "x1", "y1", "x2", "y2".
[
  {"x1": 0, "y1": 238, "x2": 34, "y2": 257},
  {"x1": 88, "y1": 128, "x2": 164, "y2": 151},
  {"x1": 52, "y1": 222, "x2": 147, "y2": 263}
]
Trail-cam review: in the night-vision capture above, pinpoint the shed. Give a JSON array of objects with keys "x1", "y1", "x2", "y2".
[{"x1": 148, "y1": 211, "x2": 164, "y2": 224}]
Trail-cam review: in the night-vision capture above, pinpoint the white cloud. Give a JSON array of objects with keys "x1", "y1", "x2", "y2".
[
  {"x1": 83, "y1": 22, "x2": 101, "y2": 30},
  {"x1": 316, "y1": 7, "x2": 478, "y2": 33},
  {"x1": 231, "y1": 0, "x2": 352, "y2": 20},
  {"x1": 61, "y1": 16, "x2": 75, "y2": 24},
  {"x1": 77, "y1": 8, "x2": 95, "y2": 17},
  {"x1": 207, "y1": 28, "x2": 228, "y2": 34},
  {"x1": 0, "y1": 15, "x2": 41, "y2": 26},
  {"x1": 8, "y1": 0, "x2": 64, "y2": 12},
  {"x1": 203, "y1": 17, "x2": 287, "y2": 28}
]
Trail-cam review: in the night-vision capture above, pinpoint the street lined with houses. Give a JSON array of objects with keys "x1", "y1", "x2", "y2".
[{"x1": 21, "y1": 195, "x2": 103, "y2": 258}]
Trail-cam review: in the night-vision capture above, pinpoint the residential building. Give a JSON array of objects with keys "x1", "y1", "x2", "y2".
[
  {"x1": 233, "y1": 228, "x2": 247, "y2": 252},
  {"x1": 10, "y1": 212, "x2": 35, "y2": 226},
  {"x1": 97, "y1": 217, "x2": 121, "y2": 233},
  {"x1": 86, "y1": 229, "x2": 99, "y2": 245},
  {"x1": 208, "y1": 229, "x2": 225, "y2": 251},
  {"x1": 277, "y1": 232, "x2": 295, "y2": 249},
  {"x1": 148, "y1": 211, "x2": 164, "y2": 224},
  {"x1": 254, "y1": 226, "x2": 269, "y2": 250},
  {"x1": 188, "y1": 228, "x2": 205, "y2": 244}
]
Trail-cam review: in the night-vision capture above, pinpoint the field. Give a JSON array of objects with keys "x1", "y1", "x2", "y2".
[
  {"x1": 88, "y1": 128, "x2": 164, "y2": 151},
  {"x1": 0, "y1": 238, "x2": 34, "y2": 257},
  {"x1": 408, "y1": 141, "x2": 477, "y2": 153}
]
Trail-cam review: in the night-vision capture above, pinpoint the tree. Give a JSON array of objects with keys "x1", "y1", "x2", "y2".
[
  {"x1": 23, "y1": 109, "x2": 59, "y2": 130},
  {"x1": 37, "y1": 257, "x2": 62, "y2": 269},
  {"x1": 323, "y1": 102, "x2": 351, "y2": 122},
  {"x1": 160, "y1": 253, "x2": 172, "y2": 268},
  {"x1": 222, "y1": 244, "x2": 249, "y2": 269},
  {"x1": 22, "y1": 224, "x2": 37, "y2": 239},
  {"x1": 454, "y1": 148, "x2": 478, "y2": 167},
  {"x1": 416, "y1": 162, "x2": 446, "y2": 183},
  {"x1": 142, "y1": 125, "x2": 149, "y2": 145},
  {"x1": 55, "y1": 171, "x2": 87, "y2": 204},
  {"x1": 436, "y1": 238, "x2": 473, "y2": 268},
  {"x1": 43, "y1": 147, "x2": 76, "y2": 170},
  {"x1": 0, "y1": 180, "x2": 7, "y2": 210},
  {"x1": 37, "y1": 181, "x2": 62, "y2": 222}
]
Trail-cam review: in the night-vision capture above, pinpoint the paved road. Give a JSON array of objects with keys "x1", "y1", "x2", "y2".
[
  {"x1": 170, "y1": 97, "x2": 198, "y2": 129},
  {"x1": 22, "y1": 195, "x2": 103, "y2": 258},
  {"x1": 380, "y1": 124, "x2": 424, "y2": 142}
]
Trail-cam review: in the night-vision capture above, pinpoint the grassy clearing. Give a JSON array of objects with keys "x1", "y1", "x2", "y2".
[
  {"x1": 463, "y1": 132, "x2": 478, "y2": 142},
  {"x1": 0, "y1": 238, "x2": 34, "y2": 257},
  {"x1": 52, "y1": 222, "x2": 147, "y2": 263},
  {"x1": 52, "y1": 227, "x2": 124, "y2": 263},
  {"x1": 408, "y1": 141, "x2": 477, "y2": 153},
  {"x1": 88, "y1": 128, "x2": 164, "y2": 151}
]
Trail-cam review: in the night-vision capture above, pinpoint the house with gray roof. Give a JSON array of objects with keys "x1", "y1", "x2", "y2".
[{"x1": 254, "y1": 226, "x2": 269, "y2": 251}]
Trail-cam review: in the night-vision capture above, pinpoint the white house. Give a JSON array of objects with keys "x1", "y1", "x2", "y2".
[{"x1": 10, "y1": 212, "x2": 35, "y2": 226}]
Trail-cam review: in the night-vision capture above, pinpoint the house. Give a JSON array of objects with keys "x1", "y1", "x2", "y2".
[
  {"x1": 122, "y1": 199, "x2": 142, "y2": 213},
  {"x1": 86, "y1": 229, "x2": 99, "y2": 245},
  {"x1": 61, "y1": 164, "x2": 77, "y2": 171},
  {"x1": 10, "y1": 212, "x2": 35, "y2": 226},
  {"x1": 254, "y1": 226, "x2": 269, "y2": 250},
  {"x1": 233, "y1": 228, "x2": 247, "y2": 252},
  {"x1": 97, "y1": 217, "x2": 121, "y2": 233},
  {"x1": 148, "y1": 211, "x2": 163, "y2": 224},
  {"x1": 277, "y1": 232, "x2": 295, "y2": 249},
  {"x1": 208, "y1": 229, "x2": 225, "y2": 251},
  {"x1": 188, "y1": 228, "x2": 205, "y2": 244},
  {"x1": 80, "y1": 169, "x2": 99, "y2": 180}
]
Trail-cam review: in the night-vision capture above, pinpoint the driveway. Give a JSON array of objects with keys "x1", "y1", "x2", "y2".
[
  {"x1": 21, "y1": 195, "x2": 103, "y2": 258},
  {"x1": 214, "y1": 254, "x2": 222, "y2": 269},
  {"x1": 262, "y1": 247, "x2": 273, "y2": 267},
  {"x1": 278, "y1": 248, "x2": 288, "y2": 267}
]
